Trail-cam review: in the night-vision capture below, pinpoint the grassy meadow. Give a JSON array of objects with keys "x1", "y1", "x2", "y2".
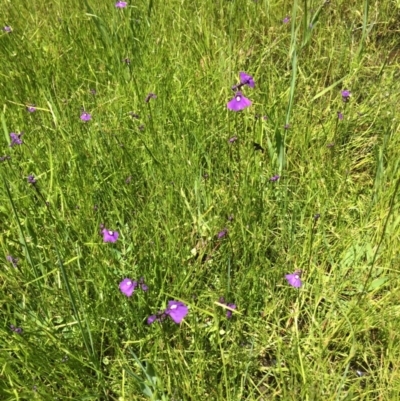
[{"x1": 1, "y1": 0, "x2": 400, "y2": 399}]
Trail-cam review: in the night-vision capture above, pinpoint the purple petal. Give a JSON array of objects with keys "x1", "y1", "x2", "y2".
[
  {"x1": 119, "y1": 278, "x2": 137, "y2": 297},
  {"x1": 285, "y1": 272, "x2": 302, "y2": 288},
  {"x1": 165, "y1": 300, "x2": 188, "y2": 324},
  {"x1": 227, "y1": 92, "x2": 252, "y2": 112},
  {"x1": 102, "y1": 229, "x2": 119, "y2": 243},
  {"x1": 239, "y1": 72, "x2": 255, "y2": 88}
]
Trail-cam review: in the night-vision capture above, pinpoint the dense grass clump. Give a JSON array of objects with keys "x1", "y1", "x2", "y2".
[{"x1": 1, "y1": 0, "x2": 400, "y2": 399}]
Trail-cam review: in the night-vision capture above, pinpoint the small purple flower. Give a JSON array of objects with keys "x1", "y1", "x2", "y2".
[
  {"x1": 3, "y1": 26, "x2": 12, "y2": 32},
  {"x1": 270, "y1": 175, "x2": 280, "y2": 182},
  {"x1": 337, "y1": 111, "x2": 343, "y2": 120},
  {"x1": 138, "y1": 124, "x2": 145, "y2": 131},
  {"x1": 115, "y1": 1, "x2": 127, "y2": 7},
  {"x1": 239, "y1": 72, "x2": 255, "y2": 88},
  {"x1": 314, "y1": 213, "x2": 321, "y2": 220},
  {"x1": 123, "y1": 57, "x2": 131, "y2": 64},
  {"x1": 227, "y1": 92, "x2": 252, "y2": 112},
  {"x1": 9, "y1": 132, "x2": 23, "y2": 147},
  {"x1": 102, "y1": 229, "x2": 119, "y2": 243},
  {"x1": 218, "y1": 297, "x2": 237, "y2": 318},
  {"x1": 217, "y1": 228, "x2": 228, "y2": 239},
  {"x1": 130, "y1": 112, "x2": 140, "y2": 119},
  {"x1": 147, "y1": 315, "x2": 158, "y2": 325},
  {"x1": 145, "y1": 93, "x2": 157, "y2": 103},
  {"x1": 283, "y1": 16, "x2": 290, "y2": 24},
  {"x1": 226, "y1": 303, "x2": 237, "y2": 318},
  {"x1": 228, "y1": 136, "x2": 237, "y2": 143},
  {"x1": 27, "y1": 175, "x2": 37, "y2": 185},
  {"x1": 139, "y1": 277, "x2": 148, "y2": 291},
  {"x1": 6, "y1": 255, "x2": 18, "y2": 267},
  {"x1": 26, "y1": 105, "x2": 36, "y2": 113},
  {"x1": 119, "y1": 278, "x2": 138, "y2": 297},
  {"x1": 80, "y1": 112, "x2": 92, "y2": 121},
  {"x1": 341, "y1": 90, "x2": 351, "y2": 102},
  {"x1": 10, "y1": 324, "x2": 23, "y2": 334},
  {"x1": 164, "y1": 300, "x2": 188, "y2": 324},
  {"x1": 285, "y1": 271, "x2": 302, "y2": 288},
  {"x1": 228, "y1": 214, "x2": 234, "y2": 221},
  {"x1": 284, "y1": 124, "x2": 290, "y2": 130}
]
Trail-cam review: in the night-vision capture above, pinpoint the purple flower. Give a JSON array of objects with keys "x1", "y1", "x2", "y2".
[
  {"x1": 123, "y1": 57, "x2": 131, "y2": 64},
  {"x1": 3, "y1": 26, "x2": 12, "y2": 32},
  {"x1": 80, "y1": 112, "x2": 92, "y2": 121},
  {"x1": 314, "y1": 213, "x2": 320, "y2": 220},
  {"x1": 228, "y1": 136, "x2": 237, "y2": 143},
  {"x1": 227, "y1": 92, "x2": 252, "y2": 112},
  {"x1": 139, "y1": 277, "x2": 148, "y2": 291},
  {"x1": 9, "y1": 132, "x2": 23, "y2": 147},
  {"x1": 337, "y1": 111, "x2": 343, "y2": 120},
  {"x1": 228, "y1": 214, "x2": 234, "y2": 221},
  {"x1": 27, "y1": 175, "x2": 37, "y2": 185},
  {"x1": 164, "y1": 300, "x2": 188, "y2": 324},
  {"x1": 239, "y1": 72, "x2": 255, "y2": 88},
  {"x1": 115, "y1": 1, "x2": 127, "y2": 7},
  {"x1": 218, "y1": 297, "x2": 237, "y2": 318},
  {"x1": 102, "y1": 229, "x2": 119, "y2": 243},
  {"x1": 226, "y1": 303, "x2": 237, "y2": 318},
  {"x1": 284, "y1": 124, "x2": 290, "y2": 130},
  {"x1": 217, "y1": 228, "x2": 228, "y2": 239},
  {"x1": 6, "y1": 255, "x2": 18, "y2": 267},
  {"x1": 145, "y1": 93, "x2": 157, "y2": 103},
  {"x1": 283, "y1": 16, "x2": 290, "y2": 24},
  {"x1": 130, "y1": 112, "x2": 140, "y2": 119},
  {"x1": 10, "y1": 324, "x2": 23, "y2": 334},
  {"x1": 270, "y1": 175, "x2": 280, "y2": 182},
  {"x1": 26, "y1": 105, "x2": 36, "y2": 113},
  {"x1": 119, "y1": 278, "x2": 138, "y2": 297},
  {"x1": 285, "y1": 271, "x2": 302, "y2": 288},
  {"x1": 147, "y1": 315, "x2": 158, "y2": 325},
  {"x1": 341, "y1": 90, "x2": 351, "y2": 102}
]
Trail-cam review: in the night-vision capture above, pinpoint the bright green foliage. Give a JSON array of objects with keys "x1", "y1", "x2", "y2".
[{"x1": 1, "y1": 0, "x2": 400, "y2": 399}]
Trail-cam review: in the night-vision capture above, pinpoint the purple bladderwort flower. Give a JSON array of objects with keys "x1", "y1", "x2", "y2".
[
  {"x1": 341, "y1": 90, "x2": 351, "y2": 102},
  {"x1": 228, "y1": 136, "x2": 237, "y2": 143},
  {"x1": 164, "y1": 300, "x2": 188, "y2": 323},
  {"x1": 284, "y1": 124, "x2": 290, "y2": 130},
  {"x1": 10, "y1": 324, "x2": 23, "y2": 334},
  {"x1": 129, "y1": 112, "x2": 140, "y2": 119},
  {"x1": 217, "y1": 228, "x2": 228, "y2": 239},
  {"x1": 283, "y1": 16, "x2": 290, "y2": 24},
  {"x1": 239, "y1": 72, "x2": 255, "y2": 88},
  {"x1": 102, "y1": 229, "x2": 119, "y2": 243},
  {"x1": 0, "y1": 155, "x2": 11, "y2": 162},
  {"x1": 145, "y1": 93, "x2": 157, "y2": 103},
  {"x1": 218, "y1": 297, "x2": 237, "y2": 318},
  {"x1": 285, "y1": 270, "x2": 302, "y2": 288},
  {"x1": 227, "y1": 91, "x2": 252, "y2": 111},
  {"x1": 147, "y1": 315, "x2": 158, "y2": 324},
  {"x1": 26, "y1": 105, "x2": 36, "y2": 113},
  {"x1": 138, "y1": 124, "x2": 145, "y2": 131},
  {"x1": 27, "y1": 175, "x2": 37, "y2": 185},
  {"x1": 123, "y1": 57, "x2": 131, "y2": 64},
  {"x1": 9, "y1": 132, "x2": 23, "y2": 147},
  {"x1": 119, "y1": 278, "x2": 138, "y2": 297},
  {"x1": 80, "y1": 112, "x2": 92, "y2": 121},
  {"x1": 6, "y1": 255, "x2": 18, "y2": 267},
  {"x1": 115, "y1": 1, "x2": 127, "y2": 8},
  {"x1": 270, "y1": 175, "x2": 280, "y2": 182},
  {"x1": 139, "y1": 277, "x2": 148, "y2": 291},
  {"x1": 228, "y1": 214, "x2": 234, "y2": 221},
  {"x1": 314, "y1": 213, "x2": 321, "y2": 221},
  {"x1": 3, "y1": 26, "x2": 12, "y2": 32},
  {"x1": 337, "y1": 111, "x2": 343, "y2": 120}
]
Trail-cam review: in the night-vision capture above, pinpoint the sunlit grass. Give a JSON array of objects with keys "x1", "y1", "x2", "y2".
[{"x1": 1, "y1": 0, "x2": 400, "y2": 399}]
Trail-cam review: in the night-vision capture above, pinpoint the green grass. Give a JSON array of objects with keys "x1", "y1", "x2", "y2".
[{"x1": 1, "y1": 0, "x2": 400, "y2": 399}]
